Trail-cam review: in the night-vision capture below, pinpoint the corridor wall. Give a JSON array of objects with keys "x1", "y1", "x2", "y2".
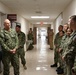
[
  {"x1": 63, "y1": 0, "x2": 76, "y2": 24},
  {"x1": 54, "y1": 0, "x2": 76, "y2": 34},
  {"x1": 0, "y1": 2, "x2": 32, "y2": 51},
  {"x1": 54, "y1": 13, "x2": 63, "y2": 34}
]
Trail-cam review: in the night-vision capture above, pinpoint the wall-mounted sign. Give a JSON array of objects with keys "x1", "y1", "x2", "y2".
[{"x1": 7, "y1": 14, "x2": 17, "y2": 21}]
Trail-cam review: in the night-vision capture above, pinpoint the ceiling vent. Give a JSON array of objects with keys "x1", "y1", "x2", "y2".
[{"x1": 35, "y1": 11, "x2": 42, "y2": 14}]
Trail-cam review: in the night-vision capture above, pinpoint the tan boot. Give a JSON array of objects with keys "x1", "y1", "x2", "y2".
[{"x1": 23, "y1": 65, "x2": 27, "y2": 70}]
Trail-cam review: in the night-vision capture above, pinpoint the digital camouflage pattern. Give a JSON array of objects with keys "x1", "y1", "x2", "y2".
[
  {"x1": 17, "y1": 31, "x2": 26, "y2": 66},
  {"x1": 64, "y1": 31, "x2": 76, "y2": 75},
  {"x1": 54, "y1": 32, "x2": 60, "y2": 64},
  {"x1": 0, "y1": 28, "x2": 19, "y2": 75}
]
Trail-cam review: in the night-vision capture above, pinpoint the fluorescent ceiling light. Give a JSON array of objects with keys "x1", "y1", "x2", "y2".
[{"x1": 31, "y1": 16, "x2": 49, "y2": 18}]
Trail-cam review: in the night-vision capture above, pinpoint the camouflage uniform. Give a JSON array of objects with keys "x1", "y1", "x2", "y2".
[
  {"x1": 0, "y1": 28, "x2": 19, "y2": 75},
  {"x1": 28, "y1": 32, "x2": 33, "y2": 40},
  {"x1": 56, "y1": 35, "x2": 63, "y2": 67},
  {"x1": 54, "y1": 32, "x2": 60, "y2": 64},
  {"x1": 27, "y1": 32, "x2": 34, "y2": 50},
  {"x1": 60, "y1": 35, "x2": 71, "y2": 75},
  {"x1": 63, "y1": 31, "x2": 76, "y2": 75},
  {"x1": 72, "y1": 56, "x2": 76, "y2": 75},
  {"x1": 0, "y1": 44, "x2": 2, "y2": 73},
  {"x1": 17, "y1": 31, "x2": 26, "y2": 66}
]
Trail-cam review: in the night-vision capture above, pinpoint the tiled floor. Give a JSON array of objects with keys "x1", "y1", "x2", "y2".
[{"x1": 0, "y1": 36, "x2": 57, "y2": 75}]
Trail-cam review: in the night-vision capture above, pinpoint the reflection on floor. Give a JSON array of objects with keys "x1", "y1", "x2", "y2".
[{"x1": 0, "y1": 35, "x2": 57, "y2": 75}]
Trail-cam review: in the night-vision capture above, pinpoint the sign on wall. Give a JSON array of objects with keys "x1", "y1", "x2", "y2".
[{"x1": 7, "y1": 14, "x2": 17, "y2": 21}]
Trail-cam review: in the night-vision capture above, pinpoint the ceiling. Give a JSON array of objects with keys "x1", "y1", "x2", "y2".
[{"x1": 0, "y1": 0, "x2": 72, "y2": 24}]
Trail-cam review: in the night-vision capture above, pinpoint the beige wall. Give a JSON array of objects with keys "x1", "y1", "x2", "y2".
[
  {"x1": 54, "y1": 13, "x2": 63, "y2": 34},
  {"x1": 54, "y1": 0, "x2": 76, "y2": 34},
  {"x1": 0, "y1": 2, "x2": 12, "y2": 14},
  {"x1": 0, "y1": 2, "x2": 12, "y2": 29},
  {"x1": 0, "y1": 1, "x2": 31, "y2": 36},
  {"x1": 0, "y1": 1, "x2": 31, "y2": 34},
  {"x1": 33, "y1": 24, "x2": 51, "y2": 28},
  {"x1": 0, "y1": 2, "x2": 31, "y2": 51},
  {"x1": 63, "y1": 0, "x2": 76, "y2": 24}
]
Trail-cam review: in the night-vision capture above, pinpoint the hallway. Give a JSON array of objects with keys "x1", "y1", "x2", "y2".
[
  {"x1": 19, "y1": 35, "x2": 57, "y2": 75},
  {"x1": 0, "y1": 0, "x2": 76, "y2": 75},
  {"x1": 0, "y1": 28, "x2": 57, "y2": 75}
]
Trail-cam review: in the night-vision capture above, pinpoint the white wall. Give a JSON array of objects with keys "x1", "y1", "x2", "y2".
[
  {"x1": 0, "y1": 2, "x2": 31, "y2": 51},
  {"x1": 63, "y1": 0, "x2": 76, "y2": 24},
  {"x1": 29, "y1": 23, "x2": 33, "y2": 29},
  {"x1": 0, "y1": 2, "x2": 12, "y2": 29},
  {"x1": 33, "y1": 24, "x2": 51, "y2": 27},
  {"x1": 17, "y1": 16, "x2": 32, "y2": 35},
  {"x1": 53, "y1": 21, "x2": 56, "y2": 34},
  {"x1": 54, "y1": 14, "x2": 63, "y2": 34},
  {"x1": 0, "y1": 2, "x2": 12, "y2": 14},
  {"x1": 0, "y1": 13, "x2": 1, "y2": 28},
  {"x1": 17, "y1": 15, "x2": 32, "y2": 51},
  {"x1": 0, "y1": 1, "x2": 31, "y2": 35},
  {"x1": 54, "y1": 0, "x2": 76, "y2": 34},
  {"x1": 0, "y1": 2, "x2": 30, "y2": 34}
]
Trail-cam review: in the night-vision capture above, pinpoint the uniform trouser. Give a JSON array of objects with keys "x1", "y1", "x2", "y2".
[
  {"x1": 59, "y1": 53, "x2": 65, "y2": 68},
  {"x1": 72, "y1": 57, "x2": 76, "y2": 75},
  {"x1": 0, "y1": 51, "x2": 3, "y2": 73},
  {"x1": 0, "y1": 61, "x2": 2, "y2": 72},
  {"x1": 18, "y1": 48, "x2": 26, "y2": 66},
  {"x1": 58, "y1": 53, "x2": 62, "y2": 67},
  {"x1": 54, "y1": 48, "x2": 59, "y2": 64},
  {"x1": 66, "y1": 64, "x2": 73, "y2": 75},
  {"x1": 2, "y1": 53, "x2": 19, "y2": 75},
  {"x1": 65, "y1": 60, "x2": 74, "y2": 75},
  {"x1": 65, "y1": 55, "x2": 74, "y2": 75},
  {"x1": 28, "y1": 44, "x2": 34, "y2": 50},
  {"x1": 62, "y1": 61, "x2": 67, "y2": 75}
]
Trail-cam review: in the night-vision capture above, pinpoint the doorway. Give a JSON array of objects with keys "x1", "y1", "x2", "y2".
[{"x1": 37, "y1": 27, "x2": 47, "y2": 44}]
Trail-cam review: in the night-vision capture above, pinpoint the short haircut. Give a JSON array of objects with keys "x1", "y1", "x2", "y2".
[
  {"x1": 64, "y1": 23, "x2": 68, "y2": 26},
  {"x1": 16, "y1": 25, "x2": 21, "y2": 28},
  {"x1": 70, "y1": 15, "x2": 76, "y2": 21},
  {"x1": 59, "y1": 25, "x2": 63, "y2": 28}
]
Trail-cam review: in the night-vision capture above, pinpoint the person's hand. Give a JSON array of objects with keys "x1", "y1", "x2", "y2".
[
  {"x1": 62, "y1": 56, "x2": 65, "y2": 61},
  {"x1": 10, "y1": 49, "x2": 16, "y2": 54},
  {"x1": 10, "y1": 50, "x2": 14, "y2": 53},
  {"x1": 58, "y1": 48, "x2": 62, "y2": 53},
  {"x1": 12, "y1": 49, "x2": 16, "y2": 54}
]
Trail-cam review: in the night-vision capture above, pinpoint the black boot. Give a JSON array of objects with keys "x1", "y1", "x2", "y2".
[
  {"x1": 50, "y1": 63, "x2": 57, "y2": 67},
  {"x1": 56, "y1": 66, "x2": 61, "y2": 71},
  {"x1": 57, "y1": 68, "x2": 64, "y2": 74}
]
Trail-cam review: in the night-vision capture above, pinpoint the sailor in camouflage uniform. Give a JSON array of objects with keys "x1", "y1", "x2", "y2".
[
  {"x1": 16, "y1": 23, "x2": 27, "y2": 69},
  {"x1": 58, "y1": 28, "x2": 73, "y2": 74},
  {"x1": 0, "y1": 19, "x2": 19, "y2": 75},
  {"x1": 27, "y1": 29, "x2": 34, "y2": 50},
  {"x1": 56, "y1": 31, "x2": 64, "y2": 67},
  {"x1": 51, "y1": 25, "x2": 63, "y2": 67},
  {"x1": 62, "y1": 15, "x2": 76, "y2": 75}
]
